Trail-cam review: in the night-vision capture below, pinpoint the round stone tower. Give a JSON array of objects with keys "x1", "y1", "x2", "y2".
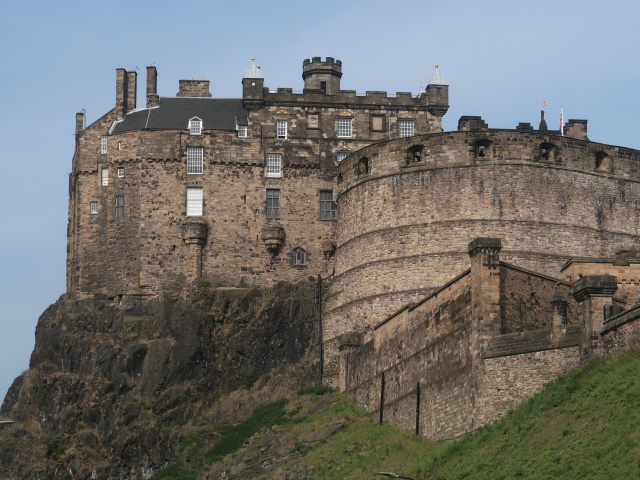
[
  {"x1": 322, "y1": 129, "x2": 640, "y2": 384},
  {"x1": 302, "y1": 57, "x2": 342, "y2": 94}
]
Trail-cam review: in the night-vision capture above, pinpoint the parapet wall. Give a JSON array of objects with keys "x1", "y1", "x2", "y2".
[{"x1": 323, "y1": 130, "x2": 640, "y2": 384}]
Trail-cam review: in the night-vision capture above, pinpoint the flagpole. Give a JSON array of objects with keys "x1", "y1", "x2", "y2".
[{"x1": 560, "y1": 107, "x2": 564, "y2": 136}]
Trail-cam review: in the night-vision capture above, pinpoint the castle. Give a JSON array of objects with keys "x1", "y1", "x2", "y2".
[{"x1": 68, "y1": 57, "x2": 640, "y2": 439}]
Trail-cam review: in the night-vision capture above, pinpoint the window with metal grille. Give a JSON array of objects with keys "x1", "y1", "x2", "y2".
[
  {"x1": 90, "y1": 201, "x2": 98, "y2": 214},
  {"x1": 266, "y1": 154, "x2": 281, "y2": 178},
  {"x1": 187, "y1": 147, "x2": 204, "y2": 174},
  {"x1": 189, "y1": 117, "x2": 202, "y2": 135},
  {"x1": 266, "y1": 189, "x2": 280, "y2": 218},
  {"x1": 398, "y1": 119, "x2": 414, "y2": 138},
  {"x1": 101, "y1": 167, "x2": 109, "y2": 186},
  {"x1": 237, "y1": 126, "x2": 248, "y2": 137},
  {"x1": 290, "y1": 247, "x2": 307, "y2": 266},
  {"x1": 320, "y1": 190, "x2": 337, "y2": 220},
  {"x1": 336, "y1": 152, "x2": 349, "y2": 165},
  {"x1": 186, "y1": 187, "x2": 203, "y2": 216},
  {"x1": 276, "y1": 120, "x2": 287, "y2": 139},
  {"x1": 101, "y1": 136, "x2": 108, "y2": 153},
  {"x1": 337, "y1": 118, "x2": 352, "y2": 138},
  {"x1": 117, "y1": 167, "x2": 125, "y2": 178},
  {"x1": 114, "y1": 194, "x2": 126, "y2": 219}
]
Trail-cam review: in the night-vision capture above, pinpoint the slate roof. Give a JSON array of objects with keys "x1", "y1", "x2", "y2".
[{"x1": 111, "y1": 97, "x2": 248, "y2": 134}]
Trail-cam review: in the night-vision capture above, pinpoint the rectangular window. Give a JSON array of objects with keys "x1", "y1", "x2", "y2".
[
  {"x1": 336, "y1": 152, "x2": 349, "y2": 165},
  {"x1": 237, "y1": 126, "x2": 248, "y2": 137},
  {"x1": 117, "y1": 167, "x2": 125, "y2": 178},
  {"x1": 189, "y1": 118, "x2": 202, "y2": 135},
  {"x1": 398, "y1": 119, "x2": 415, "y2": 138},
  {"x1": 337, "y1": 118, "x2": 352, "y2": 138},
  {"x1": 101, "y1": 136, "x2": 108, "y2": 153},
  {"x1": 101, "y1": 167, "x2": 109, "y2": 186},
  {"x1": 186, "y1": 187, "x2": 203, "y2": 216},
  {"x1": 90, "y1": 201, "x2": 98, "y2": 214},
  {"x1": 320, "y1": 190, "x2": 337, "y2": 220},
  {"x1": 371, "y1": 115, "x2": 385, "y2": 131},
  {"x1": 266, "y1": 189, "x2": 280, "y2": 219},
  {"x1": 187, "y1": 147, "x2": 204, "y2": 174},
  {"x1": 276, "y1": 120, "x2": 288, "y2": 139},
  {"x1": 114, "y1": 194, "x2": 126, "y2": 219},
  {"x1": 266, "y1": 154, "x2": 282, "y2": 178}
]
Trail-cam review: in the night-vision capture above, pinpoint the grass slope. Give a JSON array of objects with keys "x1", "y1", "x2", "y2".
[{"x1": 156, "y1": 350, "x2": 640, "y2": 480}]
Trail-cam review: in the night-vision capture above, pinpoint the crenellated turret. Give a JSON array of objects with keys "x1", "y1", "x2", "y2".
[{"x1": 302, "y1": 57, "x2": 342, "y2": 94}]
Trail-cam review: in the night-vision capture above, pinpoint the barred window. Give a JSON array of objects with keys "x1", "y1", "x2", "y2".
[
  {"x1": 336, "y1": 152, "x2": 349, "y2": 165},
  {"x1": 266, "y1": 189, "x2": 280, "y2": 218},
  {"x1": 398, "y1": 119, "x2": 414, "y2": 138},
  {"x1": 337, "y1": 118, "x2": 352, "y2": 138},
  {"x1": 187, "y1": 147, "x2": 204, "y2": 174},
  {"x1": 101, "y1": 136, "x2": 108, "y2": 153},
  {"x1": 117, "y1": 167, "x2": 125, "y2": 178},
  {"x1": 276, "y1": 120, "x2": 287, "y2": 139},
  {"x1": 320, "y1": 190, "x2": 337, "y2": 220},
  {"x1": 290, "y1": 247, "x2": 307, "y2": 266},
  {"x1": 186, "y1": 187, "x2": 203, "y2": 216},
  {"x1": 237, "y1": 126, "x2": 248, "y2": 137},
  {"x1": 114, "y1": 194, "x2": 126, "y2": 219},
  {"x1": 101, "y1": 167, "x2": 109, "y2": 186},
  {"x1": 189, "y1": 117, "x2": 202, "y2": 135},
  {"x1": 90, "y1": 201, "x2": 98, "y2": 214},
  {"x1": 266, "y1": 154, "x2": 282, "y2": 178}
]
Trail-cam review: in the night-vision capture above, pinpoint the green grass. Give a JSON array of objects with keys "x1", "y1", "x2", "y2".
[{"x1": 156, "y1": 350, "x2": 640, "y2": 480}]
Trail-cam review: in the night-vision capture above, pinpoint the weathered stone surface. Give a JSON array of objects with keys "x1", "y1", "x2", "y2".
[{"x1": 0, "y1": 280, "x2": 320, "y2": 479}]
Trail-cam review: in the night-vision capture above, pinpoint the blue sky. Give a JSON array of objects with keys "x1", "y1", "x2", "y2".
[{"x1": 1, "y1": 0, "x2": 639, "y2": 402}]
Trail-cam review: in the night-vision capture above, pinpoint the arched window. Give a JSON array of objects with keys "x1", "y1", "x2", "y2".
[
  {"x1": 356, "y1": 157, "x2": 370, "y2": 175},
  {"x1": 475, "y1": 139, "x2": 492, "y2": 158},
  {"x1": 540, "y1": 142, "x2": 556, "y2": 161},
  {"x1": 408, "y1": 145, "x2": 424, "y2": 163},
  {"x1": 290, "y1": 247, "x2": 307, "y2": 266},
  {"x1": 595, "y1": 151, "x2": 611, "y2": 171}
]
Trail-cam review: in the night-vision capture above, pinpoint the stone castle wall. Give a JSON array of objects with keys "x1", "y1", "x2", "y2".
[{"x1": 322, "y1": 130, "x2": 640, "y2": 383}]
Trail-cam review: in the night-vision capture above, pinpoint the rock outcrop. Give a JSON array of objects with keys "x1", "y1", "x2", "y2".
[{"x1": 0, "y1": 280, "x2": 320, "y2": 479}]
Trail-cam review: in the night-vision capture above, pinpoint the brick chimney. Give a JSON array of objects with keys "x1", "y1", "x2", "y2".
[
  {"x1": 126, "y1": 70, "x2": 137, "y2": 113},
  {"x1": 146, "y1": 66, "x2": 159, "y2": 108},
  {"x1": 177, "y1": 79, "x2": 212, "y2": 97}
]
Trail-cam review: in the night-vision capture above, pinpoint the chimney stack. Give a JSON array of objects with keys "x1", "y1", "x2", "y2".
[{"x1": 146, "y1": 66, "x2": 159, "y2": 108}]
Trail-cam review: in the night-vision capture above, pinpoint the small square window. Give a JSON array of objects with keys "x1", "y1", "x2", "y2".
[
  {"x1": 101, "y1": 136, "x2": 108, "y2": 153},
  {"x1": 186, "y1": 187, "x2": 203, "y2": 216},
  {"x1": 101, "y1": 167, "x2": 109, "y2": 186},
  {"x1": 114, "y1": 194, "x2": 126, "y2": 219},
  {"x1": 266, "y1": 189, "x2": 280, "y2": 219},
  {"x1": 266, "y1": 154, "x2": 282, "y2": 178},
  {"x1": 276, "y1": 120, "x2": 288, "y2": 139},
  {"x1": 336, "y1": 152, "x2": 349, "y2": 165},
  {"x1": 337, "y1": 118, "x2": 352, "y2": 138},
  {"x1": 189, "y1": 118, "x2": 202, "y2": 135},
  {"x1": 117, "y1": 167, "x2": 125, "y2": 178},
  {"x1": 238, "y1": 126, "x2": 248, "y2": 137},
  {"x1": 398, "y1": 119, "x2": 415, "y2": 138},
  {"x1": 90, "y1": 201, "x2": 98, "y2": 214},
  {"x1": 187, "y1": 147, "x2": 204, "y2": 174},
  {"x1": 320, "y1": 190, "x2": 337, "y2": 220}
]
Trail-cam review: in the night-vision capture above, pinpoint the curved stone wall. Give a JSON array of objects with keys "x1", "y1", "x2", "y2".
[{"x1": 323, "y1": 129, "x2": 640, "y2": 382}]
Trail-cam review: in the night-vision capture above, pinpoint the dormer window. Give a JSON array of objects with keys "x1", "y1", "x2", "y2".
[
  {"x1": 237, "y1": 126, "x2": 248, "y2": 138},
  {"x1": 189, "y1": 117, "x2": 202, "y2": 135}
]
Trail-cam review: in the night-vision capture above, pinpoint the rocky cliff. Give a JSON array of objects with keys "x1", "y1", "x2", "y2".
[{"x1": 0, "y1": 279, "x2": 321, "y2": 479}]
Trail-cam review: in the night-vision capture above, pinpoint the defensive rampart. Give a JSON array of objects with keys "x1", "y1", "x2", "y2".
[{"x1": 323, "y1": 130, "x2": 640, "y2": 383}]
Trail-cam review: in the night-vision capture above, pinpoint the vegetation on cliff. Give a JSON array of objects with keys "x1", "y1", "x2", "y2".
[{"x1": 157, "y1": 349, "x2": 640, "y2": 479}]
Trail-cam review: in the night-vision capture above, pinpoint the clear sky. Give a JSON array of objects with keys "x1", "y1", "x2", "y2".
[{"x1": 1, "y1": 0, "x2": 639, "y2": 403}]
